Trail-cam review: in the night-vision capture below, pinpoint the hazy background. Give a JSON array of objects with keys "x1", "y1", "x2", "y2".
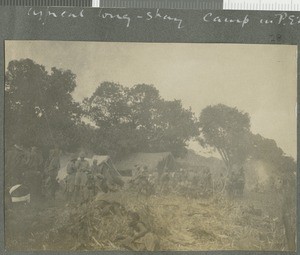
[{"x1": 5, "y1": 41, "x2": 297, "y2": 158}]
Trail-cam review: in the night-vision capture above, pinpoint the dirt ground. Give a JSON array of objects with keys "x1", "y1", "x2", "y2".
[{"x1": 5, "y1": 182, "x2": 291, "y2": 252}]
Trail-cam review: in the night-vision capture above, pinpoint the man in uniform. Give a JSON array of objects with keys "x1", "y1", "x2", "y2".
[
  {"x1": 25, "y1": 146, "x2": 43, "y2": 202},
  {"x1": 236, "y1": 167, "x2": 245, "y2": 197},
  {"x1": 5, "y1": 144, "x2": 27, "y2": 187},
  {"x1": 74, "y1": 152, "x2": 90, "y2": 202},
  {"x1": 65, "y1": 154, "x2": 77, "y2": 203},
  {"x1": 226, "y1": 170, "x2": 237, "y2": 199},
  {"x1": 86, "y1": 159, "x2": 99, "y2": 199},
  {"x1": 44, "y1": 148, "x2": 60, "y2": 200},
  {"x1": 203, "y1": 168, "x2": 212, "y2": 197},
  {"x1": 90, "y1": 159, "x2": 100, "y2": 175}
]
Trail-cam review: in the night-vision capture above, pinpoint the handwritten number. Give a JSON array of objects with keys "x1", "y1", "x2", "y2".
[
  {"x1": 277, "y1": 34, "x2": 282, "y2": 40},
  {"x1": 269, "y1": 34, "x2": 282, "y2": 43},
  {"x1": 269, "y1": 35, "x2": 275, "y2": 43}
]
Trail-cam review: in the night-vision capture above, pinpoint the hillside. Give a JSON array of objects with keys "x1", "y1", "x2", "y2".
[{"x1": 176, "y1": 149, "x2": 226, "y2": 177}]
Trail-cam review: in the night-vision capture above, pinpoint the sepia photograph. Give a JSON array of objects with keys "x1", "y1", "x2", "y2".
[{"x1": 4, "y1": 41, "x2": 297, "y2": 251}]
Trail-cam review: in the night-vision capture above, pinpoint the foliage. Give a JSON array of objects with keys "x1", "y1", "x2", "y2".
[
  {"x1": 199, "y1": 104, "x2": 251, "y2": 168},
  {"x1": 250, "y1": 134, "x2": 284, "y2": 164},
  {"x1": 250, "y1": 133, "x2": 296, "y2": 180},
  {"x1": 199, "y1": 104, "x2": 296, "y2": 184},
  {"x1": 83, "y1": 82, "x2": 199, "y2": 158},
  {"x1": 5, "y1": 59, "x2": 82, "y2": 151},
  {"x1": 6, "y1": 58, "x2": 295, "y2": 176},
  {"x1": 5, "y1": 59, "x2": 199, "y2": 158}
]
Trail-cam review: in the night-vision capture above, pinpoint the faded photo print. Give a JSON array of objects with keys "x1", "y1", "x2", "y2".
[{"x1": 4, "y1": 41, "x2": 297, "y2": 251}]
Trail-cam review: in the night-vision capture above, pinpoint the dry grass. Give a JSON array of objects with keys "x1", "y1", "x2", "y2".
[{"x1": 6, "y1": 188, "x2": 289, "y2": 251}]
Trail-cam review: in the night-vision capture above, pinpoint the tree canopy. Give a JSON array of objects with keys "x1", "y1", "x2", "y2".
[
  {"x1": 199, "y1": 104, "x2": 296, "y2": 178},
  {"x1": 5, "y1": 59, "x2": 82, "y2": 150},
  {"x1": 250, "y1": 133, "x2": 296, "y2": 178},
  {"x1": 83, "y1": 82, "x2": 199, "y2": 158},
  {"x1": 6, "y1": 59, "x2": 199, "y2": 159},
  {"x1": 6, "y1": 58, "x2": 295, "y2": 173},
  {"x1": 199, "y1": 104, "x2": 251, "y2": 168}
]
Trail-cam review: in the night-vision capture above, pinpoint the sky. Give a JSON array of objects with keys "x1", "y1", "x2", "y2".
[{"x1": 5, "y1": 41, "x2": 297, "y2": 159}]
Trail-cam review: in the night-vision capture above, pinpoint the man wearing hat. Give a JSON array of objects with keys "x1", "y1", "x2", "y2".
[
  {"x1": 5, "y1": 144, "x2": 27, "y2": 187},
  {"x1": 74, "y1": 152, "x2": 90, "y2": 202},
  {"x1": 65, "y1": 154, "x2": 78, "y2": 203},
  {"x1": 44, "y1": 148, "x2": 60, "y2": 200},
  {"x1": 24, "y1": 146, "x2": 44, "y2": 202}
]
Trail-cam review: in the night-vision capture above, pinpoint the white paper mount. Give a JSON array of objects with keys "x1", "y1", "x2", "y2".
[{"x1": 223, "y1": 0, "x2": 300, "y2": 11}]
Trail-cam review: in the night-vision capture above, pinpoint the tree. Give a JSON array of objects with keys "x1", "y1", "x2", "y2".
[
  {"x1": 84, "y1": 82, "x2": 199, "y2": 158},
  {"x1": 83, "y1": 82, "x2": 131, "y2": 129},
  {"x1": 250, "y1": 133, "x2": 296, "y2": 178},
  {"x1": 199, "y1": 104, "x2": 251, "y2": 169},
  {"x1": 82, "y1": 82, "x2": 135, "y2": 157},
  {"x1": 250, "y1": 134, "x2": 284, "y2": 164},
  {"x1": 153, "y1": 99, "x2": 199, "y2": 156},
  {"x1": 128, "y1": 84, "x2": 161, "y2": 128},
  {"x1": 250, "y1": 135, "x2": 296, "y2": 251},
  {"x1": 127, "y1": 84, "x2": 199, "y2": 155},
  {"x1": 5, "y1": 59, "x2": 82, "y2": 150}
]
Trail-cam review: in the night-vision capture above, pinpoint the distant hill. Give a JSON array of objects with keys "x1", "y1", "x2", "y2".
[{"x1": 176, "y1": 149, "x2": 226, "y2": 177}]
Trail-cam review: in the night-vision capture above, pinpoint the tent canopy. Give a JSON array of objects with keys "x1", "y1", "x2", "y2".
[
  {"x1": 90, "y1": 155, "x2": 121, "y2": 176},
  {"x1": 89, "y1": 155, "x2": 110, "y2": 165},
  {"x1": 115, "y1": 152, "x2": 177, "y2": 175}
]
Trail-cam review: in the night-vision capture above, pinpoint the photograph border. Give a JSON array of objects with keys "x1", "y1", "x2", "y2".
[{"x1": 0, "y1": 6, "x2": 298, "y2": 255}]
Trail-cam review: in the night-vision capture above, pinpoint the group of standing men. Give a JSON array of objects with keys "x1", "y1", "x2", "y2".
[
  {"x1": 65, "y1": 152, "x2": 123, "y2": 204},
  {"x1": 65, "y1": 152, "x2": 91, "y2": 203},
  {"x1": 6, "y1": 144, "x2": 61, "y2": 203}
]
